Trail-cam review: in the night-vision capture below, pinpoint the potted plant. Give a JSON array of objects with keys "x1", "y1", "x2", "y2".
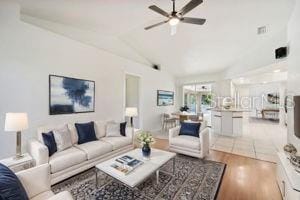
[{"x1": 137, "y1": 132, "x2": 155, "y2": 160}]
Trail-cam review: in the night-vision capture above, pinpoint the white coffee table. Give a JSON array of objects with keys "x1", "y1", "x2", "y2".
[{"x1": 95, "y1": 148, "x2": 176, "y2": 188}]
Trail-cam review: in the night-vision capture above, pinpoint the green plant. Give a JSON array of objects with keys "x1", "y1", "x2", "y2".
[
  {"x1": 137, "y1": 132, "x2": 155, "y2": 146},
  {"x1": 202, "y1": 94, "x2": 212, "y2": 105}
]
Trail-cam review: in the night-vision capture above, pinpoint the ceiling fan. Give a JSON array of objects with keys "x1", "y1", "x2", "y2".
[{"x1": 144, "y1": 0, "x2": 206, "y2": 35}]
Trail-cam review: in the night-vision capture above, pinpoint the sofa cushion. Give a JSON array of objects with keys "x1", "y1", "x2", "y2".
[
  {"x1": 31, "y1": 191, "x2": 72, "y2": 200},
  {"x1": 47, "y1": 191, "x2": 73, "y2": 200},
  {"x1": 67, "y1": 124, "x2": 79, "y2": 144},
  {"x1": 94, "y1": 120, "x2": 113, "y2": 139},
  {"x1": 101, "y1": 137, "x2": 132, "y2": 150},
  {"x1": 170, "y1": 135, "x2": 200, "y2": 150},
  {"x1": 75, "y1": 122, "x2": 98, "y2": 144},
  {"x1": 49, "y1": 147, "x2": 87, "y2": 173},
  {"x1": 0, "y1": 163, "x2": 29, "y2": 200},
  {"x1": 120, "y1": 122, "x2": 127, "y2": 136},
  {"x1": 53, "y1": 125, "x2": 72, "y2": 152},
  {"x1": 37, "y1": 124, "x2": 66, "y2": 144},
  {"x1": 106, "y1": 122, "x2": 121, "y2": 137},
  {"x1": 42, "y1": 131, "x2": 57, "y2": 156},
  {"x1": 75, "y1": 141, "x2": 113, "y2": 160},
  {"x1": 179, "y1": 122, "x2": 201, "y2": 138}
]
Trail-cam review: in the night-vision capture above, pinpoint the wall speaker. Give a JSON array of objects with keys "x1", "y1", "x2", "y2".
[
  {"x1": 152, "y1": 65, "x2": 160, "y2": 71},
  {"x1": 275, "y1": 47, "x2": 287, "y2": 59}
]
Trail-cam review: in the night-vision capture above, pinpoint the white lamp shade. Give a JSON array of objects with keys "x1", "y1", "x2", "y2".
[
  {"x1": 125, "y1": 107, "x2": 138, "y2": 117},
  {"x1": 5, "y1": 113, "x2": 28, "y2": 132}
]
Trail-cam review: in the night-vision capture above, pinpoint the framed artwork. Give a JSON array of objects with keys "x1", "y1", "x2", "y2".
[
  {"x1": 157, "y1": 90, "x2": 174, "y2": 106},
  {"x1": 49, "y1": 75, "x2": 95, "y2": 115}
]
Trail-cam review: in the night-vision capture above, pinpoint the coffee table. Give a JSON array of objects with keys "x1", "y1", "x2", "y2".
[{"x1": 95, "y1": 148, "x2": 176, "y2": 188}]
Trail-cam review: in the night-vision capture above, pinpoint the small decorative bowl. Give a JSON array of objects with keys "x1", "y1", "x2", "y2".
[{"x1": 284, "y1": 143, "x2": 297, "y2": 156}]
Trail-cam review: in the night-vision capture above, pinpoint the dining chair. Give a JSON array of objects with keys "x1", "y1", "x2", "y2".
[{"x1": 162, "y1": 113, "x2": 177, "y2": 130}]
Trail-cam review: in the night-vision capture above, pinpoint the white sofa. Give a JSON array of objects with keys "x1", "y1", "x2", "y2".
[
  {"x1": 16, "y1": 164, "x2": 73, "y2": 200},
  {"x1": 169, "y1": 121, "x2": 210, "y2": 158},
  {"x1": 28, "y1": 120, "x2": 134, "y2": 185}
]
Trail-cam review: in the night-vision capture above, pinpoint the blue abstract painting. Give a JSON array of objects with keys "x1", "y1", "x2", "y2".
[
  {"x1": 157, "y1": 90, "x2": 174, "y2": 106},
  {"x1": 49, "y1": 75, "x2": 95, "y2": 115}
]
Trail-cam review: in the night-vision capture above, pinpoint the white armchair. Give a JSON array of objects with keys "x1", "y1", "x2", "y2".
[
  {"x1": 169, "y1": 121, "x2": 210, "y2": 158},
  {"x1": 16, "y1": 164, "x2": 73, "y2": 200}
]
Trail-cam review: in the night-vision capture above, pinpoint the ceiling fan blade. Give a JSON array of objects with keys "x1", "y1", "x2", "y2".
[
  {"x1": 144, "y1": 20, "x2": 168, "y2": 30},
  {"x1": 181, "y1": 17, "x2": 206, "y2": 25},
  {"x1": 179, "y1": 0, "x2": 203, "y2": 16},
  {"x1": 149, "y1": 5, "x2": 170, "y2": 18}
]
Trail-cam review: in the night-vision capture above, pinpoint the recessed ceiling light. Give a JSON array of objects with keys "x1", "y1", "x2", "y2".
[
  {"x1": 263, "y1": 81, "x2": 267, "y2": 84},
  {"x1": 273, "y1": 69, "x2": 281, "y2": 73},
  {"x1": 257, "y1": 26, "x2": 267, "y2": 35}
]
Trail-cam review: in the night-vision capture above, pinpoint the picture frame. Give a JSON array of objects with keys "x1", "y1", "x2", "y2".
[
  {"x1": 49, "y1": 75, "x2": 95, "y2": 115},
  {"x1": 157, "y1": 90, "x2": 174, "y2": 106}
]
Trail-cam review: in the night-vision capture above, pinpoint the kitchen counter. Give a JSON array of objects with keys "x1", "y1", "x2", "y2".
[{"x1": 211, "y1": 109, "x2": 245, "y2": 137}]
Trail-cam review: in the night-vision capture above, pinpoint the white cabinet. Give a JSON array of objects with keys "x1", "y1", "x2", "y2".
[
  {"x1": 212, "y1": 111, "x2": 221, "y2": 134},
  {"x1": 221, "y1": 112, "x2": 233, "y2": 136},
  {"x1": 211, "y1": 110, "x2": 243, "y2": 137},
  {"x1": 233, "y1": 117, "x2": 243, "y2": 135},
  {"x1": 277, "y1": 153, "x2": 300, "y2": 200}
]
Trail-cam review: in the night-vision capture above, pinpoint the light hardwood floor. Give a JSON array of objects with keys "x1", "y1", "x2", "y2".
[{"x1": 152, "y1": 138, "x2": 282, "y2": 200}]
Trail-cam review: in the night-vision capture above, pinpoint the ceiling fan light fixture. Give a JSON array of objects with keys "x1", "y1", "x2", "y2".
[
  {"x1": 169, "y1": 17, "x2": 180, "y2": 26},
  {"x1": 145, "y1": 0, "x2": 205, "y2": 32}
]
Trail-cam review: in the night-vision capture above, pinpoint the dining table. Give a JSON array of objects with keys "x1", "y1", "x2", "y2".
[{"x1": 171, "y1": 112, "x2": 200, "y2": 122}]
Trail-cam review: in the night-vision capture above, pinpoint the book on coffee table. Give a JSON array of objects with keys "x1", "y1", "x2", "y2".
[
  {"x1": 111, "y1": 155, "x2": 143, "y2": 175},
  {"x1": 96, "y1": 148, "x2": 176, "y2": 187}
]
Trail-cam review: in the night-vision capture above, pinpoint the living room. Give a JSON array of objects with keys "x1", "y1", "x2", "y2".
[{"x1": 0, "y1": 0, "x2": 300, "y2": 199}]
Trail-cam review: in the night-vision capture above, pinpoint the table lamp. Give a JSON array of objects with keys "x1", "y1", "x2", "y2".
[
  {"x1": 125, "y1": 107, "x2": 138, "y2": 127},
  {"x1": 5, "y1": 113, "x2": 28, "y2": 160}
]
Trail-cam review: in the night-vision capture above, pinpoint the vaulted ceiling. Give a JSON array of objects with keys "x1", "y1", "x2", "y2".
[{"x1": 18, "y1": 0, "x2": 294, "y2": 77}]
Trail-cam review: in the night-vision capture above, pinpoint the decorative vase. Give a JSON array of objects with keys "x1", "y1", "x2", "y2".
[{"x1": 142, "y1": 143, "x2": 151, "y2": 159}]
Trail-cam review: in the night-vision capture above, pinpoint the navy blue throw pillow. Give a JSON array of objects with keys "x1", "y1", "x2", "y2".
[
  {"x1": 179, "y1": 122, "x2": 201, "y2": 138},
  {"x1": 0, "y1": 163, "x2": 29, "y2": 200},
  {"x1": 120, "y1": 122, "x2": 127, "y2": 136},
  {"x1": 42, "y1": 131, "x2": 57, "y2": 157},
  {"x1": 75, "y1": 122, "x2": 98, "y2": 144}
]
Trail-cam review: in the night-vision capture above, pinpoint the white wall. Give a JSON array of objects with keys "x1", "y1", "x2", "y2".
[
  {"x1": 0, "y1": 3, "x2": 175, "y2": 159},
  {"x1": 211, "y1": 80, "x2": 232, "y2": 108},
  {"x1": 287, "y1": 0, "x2": 300, "y2": 149}
]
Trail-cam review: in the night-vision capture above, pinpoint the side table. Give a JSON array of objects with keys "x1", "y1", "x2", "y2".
[{"x1": 0, "y1": 153, "x2": 35, "y2": 173}]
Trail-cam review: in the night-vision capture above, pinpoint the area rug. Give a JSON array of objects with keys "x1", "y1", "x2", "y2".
[{"x1": 52, "y1": 155, "x2": 226, "y2": 200}]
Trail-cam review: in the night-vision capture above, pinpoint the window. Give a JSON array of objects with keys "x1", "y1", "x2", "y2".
[{"x1": 183, "y1": 84, "x2": 212, "y2": 114}]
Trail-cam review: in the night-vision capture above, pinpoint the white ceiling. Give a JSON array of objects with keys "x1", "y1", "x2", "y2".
[
  {"x1": 18, "y1": 0, "x2": 294, "y2": 77},
  {"x1": 231, "y1": 61, "x2": 288, "y2": 85}
]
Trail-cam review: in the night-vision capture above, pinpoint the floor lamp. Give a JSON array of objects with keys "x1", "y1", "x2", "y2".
[{"x1": 4, "y1": 113, "x2": 28, "y2": 160}]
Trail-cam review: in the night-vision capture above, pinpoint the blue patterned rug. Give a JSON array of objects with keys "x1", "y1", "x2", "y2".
[{"x1": 52, "y1": 155, "x2": 226, "y2": 200}]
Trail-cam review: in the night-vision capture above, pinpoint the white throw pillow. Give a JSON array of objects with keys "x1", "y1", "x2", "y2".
[
  {"x1": 94, "y1": 120, "x2": 114, "y2": 139},
  {"x1": 53, "y1": 125, "x2": 72, "y2": 152},
  {"x1": 106, "y1": 122, "x2": 121, "y2": 137}
]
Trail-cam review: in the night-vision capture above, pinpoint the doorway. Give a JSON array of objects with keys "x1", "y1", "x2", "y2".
[{"x1": 125, "y1": 74, "x2": 140, "y2": 128}]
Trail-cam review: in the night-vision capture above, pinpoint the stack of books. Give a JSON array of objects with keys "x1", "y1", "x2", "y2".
[{"x1": 111, "y1": 155, "x2": 143, "y2": 175}]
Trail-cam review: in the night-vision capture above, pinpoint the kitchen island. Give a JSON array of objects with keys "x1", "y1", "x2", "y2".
[{"x1": 211, "y1": 108, "x2": 245, "y2": 137}]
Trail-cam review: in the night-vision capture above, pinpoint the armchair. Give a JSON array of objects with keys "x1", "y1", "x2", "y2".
[
  {"x1": 169, "y1": 121, "x2": 210, "y2": 158},
  {"x1": 16, "y1": 164, "x2": 73, "y2": 200}
]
